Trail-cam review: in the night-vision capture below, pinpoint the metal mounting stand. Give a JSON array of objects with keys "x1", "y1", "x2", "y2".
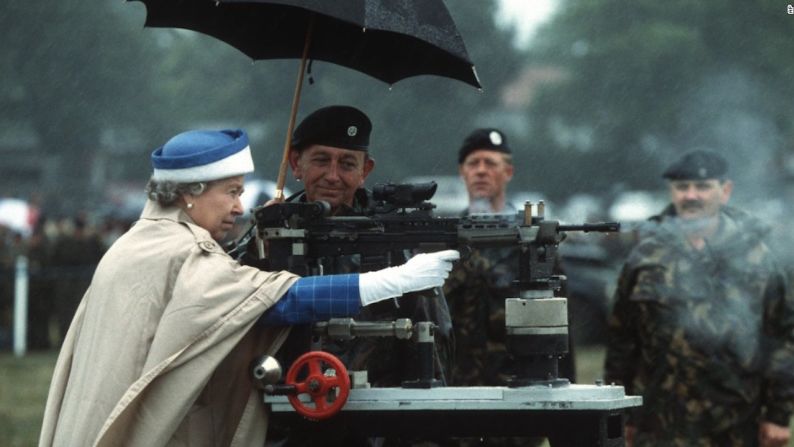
[{"x1": 267, "y1": 384, "x2": 641, "y2": 446}]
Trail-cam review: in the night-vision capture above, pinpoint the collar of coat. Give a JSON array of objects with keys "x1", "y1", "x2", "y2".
[
  {"x1": 138, "y1": 200, "x2": 222, "y2": 251},
  {"x1": 641, "y1": 204, "x2": 771, "y2": 255},
  {"x1": 140, "y1": 199, "x2": 188, "y2": 221}
]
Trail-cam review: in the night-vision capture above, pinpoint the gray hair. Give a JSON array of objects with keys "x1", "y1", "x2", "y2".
[{"x1": 145, "y1": 177, "x2": 207, "y2": 207}]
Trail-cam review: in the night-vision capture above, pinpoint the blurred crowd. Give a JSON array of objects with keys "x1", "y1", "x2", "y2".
[{"x1": 0, "y1": 209, "x2": 135, "y2": 350}]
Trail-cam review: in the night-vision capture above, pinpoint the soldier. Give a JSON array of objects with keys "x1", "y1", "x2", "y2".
[
  {"x1": 26, "y1": 222, "x2": 54, "y2": 350},
  {"x1": 0, "y1": 226, "x2": 19, "y2": 349},
  {"x1": 446, "y1": 128, "x2": 575, "y2": 386},
  {"x1": 50, "y1": 214, "x2": 104, "y2": 343},
  {"x1": 273, "y1": 106, "x2": 455, "y2": 446},
  {"x1": 457, "y1": 128, "x2": 515, "y2": 215},
  {"x1": 445, "y1": 128, "x2": 516, "y2": 388},
  {"x1": 445, "y1": 128, "x2": 574, "y2": 446},
  {"x1": 604, "y1": 150, "x2": 794, "y2": 447},
  {"x1": 286, "y1": 105, "x2": 375, "y2": 216}
]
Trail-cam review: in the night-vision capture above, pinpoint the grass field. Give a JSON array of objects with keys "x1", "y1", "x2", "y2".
[
  {"x1": 2, "y1": 346, "x2": 791, "y2": 446},
  {"x1": 0, "y1": 351, "x2": 57, "y2": 447}
]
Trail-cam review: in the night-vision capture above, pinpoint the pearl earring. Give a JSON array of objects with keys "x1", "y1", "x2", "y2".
[{"x1": 187, "y1": 203, "x2": 194, "y2": 209}]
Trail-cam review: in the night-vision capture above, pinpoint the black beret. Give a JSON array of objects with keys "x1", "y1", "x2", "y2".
[
  {"x1": 662, "y1": 150, "x2": 728, "y2": 181},
  {"x1": 291, "y1": 105, "x2": 372, "y2": 152},
  {"x1": 458, "y1": 128, "x2": 511, "y2": 164}
]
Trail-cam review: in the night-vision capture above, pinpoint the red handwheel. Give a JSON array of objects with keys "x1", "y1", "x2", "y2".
[{"x1": 285, "y1": 351, "x2": 351, "y2": 420}]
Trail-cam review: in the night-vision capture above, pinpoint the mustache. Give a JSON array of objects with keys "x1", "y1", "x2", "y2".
[{"x1": 680, "y1": 200, "x2": 703, "y2": 210}]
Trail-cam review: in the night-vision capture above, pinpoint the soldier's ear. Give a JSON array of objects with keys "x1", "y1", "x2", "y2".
[
  {"x1": 720, "y1": 180, "x2": 733, "y2": 204},
  {"x1": 288, "y1": 149, "x2": 302, "y2": 179},
  {"x1": 505, "y1": 163, "x2": 514, "y2": 182},
  {"x1": 361, "y1": 157, "x2": 375, "y2": 181}
]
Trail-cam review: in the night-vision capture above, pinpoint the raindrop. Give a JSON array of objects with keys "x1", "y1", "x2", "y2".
[{"x1": 214, "y1": 0, "x2": 220, "y2": 6}]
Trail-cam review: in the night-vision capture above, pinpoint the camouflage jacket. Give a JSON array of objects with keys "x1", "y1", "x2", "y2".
[
  {"x1": 444, "y1": 245, "x2": 517, "y2": 386},
  {"x1": 605, "y1": 206, "x2": 794, "y2": 442}
]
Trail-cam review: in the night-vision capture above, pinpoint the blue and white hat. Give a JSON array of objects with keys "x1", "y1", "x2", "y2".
[{"x1": 151, "y1": 129, "x2": 254, "y2": 183}]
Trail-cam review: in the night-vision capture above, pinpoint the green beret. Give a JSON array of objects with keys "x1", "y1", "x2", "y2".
[
  {"x1": 662, "y1": 150, "x2": 728, "y2": 181},
  {"x1": 292, "y1": 105, "x2": 372, "y2": 152},
  {"x1": 458, "y1": 128, "x2": 511, "y2": 164}
]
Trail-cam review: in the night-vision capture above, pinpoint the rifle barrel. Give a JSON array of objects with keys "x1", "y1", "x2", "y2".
[{"x1": 558, "y1": 222, "x2": 620, "y2": 233}]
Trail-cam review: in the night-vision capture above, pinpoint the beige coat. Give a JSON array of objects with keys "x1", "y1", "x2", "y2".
[{"x1": 39, "y1": 200, "x2": 299, "y2": 447}]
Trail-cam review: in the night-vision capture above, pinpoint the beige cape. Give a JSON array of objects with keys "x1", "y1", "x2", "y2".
[{"x1": 39, "y1": 201, "x2": 298, "y2": 446}]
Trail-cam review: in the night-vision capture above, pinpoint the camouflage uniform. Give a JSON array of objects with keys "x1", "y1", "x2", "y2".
[
  {"x1": 444, "y1": 245, "x2": 516, "y2": 386},
  {"x1": 605, "y1": 205, "x2": 794, "y2": 446},
  {"x1": 270, "y1": 188, "x2": 455, "y2": 446},
  {"x1": 26, "y1": 227, "x2": 54, "y2": 350},
  {"x1": 50, "y1": 221, "x2": 104, "y2": 343}
]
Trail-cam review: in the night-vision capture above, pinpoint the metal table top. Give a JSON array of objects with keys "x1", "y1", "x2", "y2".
[{"x1": 266, "y1": 383, "x2": 642, "y2": 412}]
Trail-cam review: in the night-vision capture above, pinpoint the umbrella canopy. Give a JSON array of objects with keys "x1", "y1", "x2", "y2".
[
  {"x1": 131, "y1": 0, "x2": 482, "y2": 200},
  {"x1": 132, "y1": 0, "x2": 481, "y2": 88}
]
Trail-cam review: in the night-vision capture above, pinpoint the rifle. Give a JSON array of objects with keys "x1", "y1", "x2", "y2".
[
  {"x1": 245, "y1": 181, "x2": 616, "y2": 289},
  {"x1": 242, "y1": 181, "x2": 619, "y2": 385}
]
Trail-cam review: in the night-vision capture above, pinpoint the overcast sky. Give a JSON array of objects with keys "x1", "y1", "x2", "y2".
[{"x1": 496, "y1": 0, "x2": 557, "y2": 48}]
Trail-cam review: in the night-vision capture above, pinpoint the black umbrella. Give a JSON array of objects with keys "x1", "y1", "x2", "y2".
[{"x1": 130, "y1": 0, "x2": 481, "y2": 198}]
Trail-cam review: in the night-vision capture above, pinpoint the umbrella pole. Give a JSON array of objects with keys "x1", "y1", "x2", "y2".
[{"x1": 274, "y1": 15, "x2": 315, "y2": 202}]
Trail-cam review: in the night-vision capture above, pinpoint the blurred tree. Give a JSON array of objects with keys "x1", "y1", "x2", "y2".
[
  {"x1": 146, "y1": 29, "x2": 300, "y2": 178},
  {"x1": 1, "y1": 1, "x2": 527, "y2": 210},
  {"x1": 364, "y1": 0, "x2": 526, "y2": 183},
  {"x1": 527, "y1": 0, "x2": 794, "y2": 200},
  {"x1": 1, "y1": 2, "x2": 168, "y2": 208}
]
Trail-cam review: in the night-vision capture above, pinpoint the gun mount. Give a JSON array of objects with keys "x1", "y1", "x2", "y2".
[{"x1": 245, "y1": 182, "x2": 640, "y2": 445}]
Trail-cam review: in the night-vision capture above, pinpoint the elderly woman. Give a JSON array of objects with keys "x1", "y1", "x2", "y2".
[{"x1": 40, "y1": 129, "x2": 458, "y2": 447}]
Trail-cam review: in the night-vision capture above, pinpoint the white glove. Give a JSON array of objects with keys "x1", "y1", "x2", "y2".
[{"x1": 359, "y1": 249, "x2": 460, "y2": 306}]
